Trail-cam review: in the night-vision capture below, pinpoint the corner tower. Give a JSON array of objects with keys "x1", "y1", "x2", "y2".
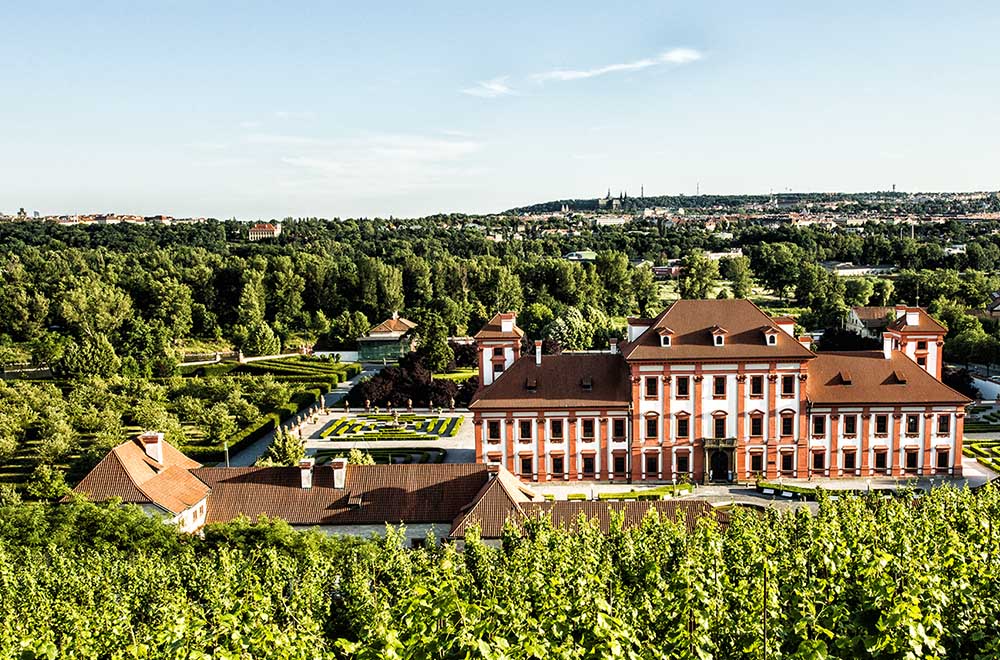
[{"x1": 474, "y1": 313, "x2": 524, "y2": 388}]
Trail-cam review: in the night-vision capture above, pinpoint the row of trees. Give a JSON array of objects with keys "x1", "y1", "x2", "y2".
[{"x1": 1, "y1": 485, "x2": 999, "y2": 658}]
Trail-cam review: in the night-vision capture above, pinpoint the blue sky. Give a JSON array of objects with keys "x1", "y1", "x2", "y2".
[{"x1": 2, "y1": 1, "x2": 999, "y2": 219}]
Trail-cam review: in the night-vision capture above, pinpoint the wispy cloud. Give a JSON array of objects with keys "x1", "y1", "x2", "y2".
[
  {"x1": 462, "y1": 76, "x2": 515, "y2": 98},
  {"x1": 248, "y1": 132, "x2": 486, "y2": 195},
  {"x1": 531, "y1": 48, "x2": 702, "y2": 83}
]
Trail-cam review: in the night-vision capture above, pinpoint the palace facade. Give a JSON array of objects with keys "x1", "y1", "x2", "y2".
[{"x1": 470, "y1": 300, "x2": 969, "y2": 483}]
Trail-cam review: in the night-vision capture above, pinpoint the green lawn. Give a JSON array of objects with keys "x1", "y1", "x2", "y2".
[{"x1": 433, "y1": 368, "x2": 477, "y2": 382}]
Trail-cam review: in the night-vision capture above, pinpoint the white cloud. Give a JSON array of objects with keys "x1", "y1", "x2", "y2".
[
  {"x1": 239, "y1": 120, "x2": 261, "y2": 129},
  {"x1": 462, "y1": 76, "x2": 514, "y2": 98},
  {"x1": 274, "y1": 110, "x2": 317, "y2": 120},
  {"x1": 260, "y1": 133, "x2": 486, "y2": 195},
  {"x1": 531, "y1": 48, "x2": 702, "y2": 82}
]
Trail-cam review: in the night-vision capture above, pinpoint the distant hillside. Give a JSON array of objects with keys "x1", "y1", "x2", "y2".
[{"x1": 506, "y1": 191, "x2": 917, "y2": 215}]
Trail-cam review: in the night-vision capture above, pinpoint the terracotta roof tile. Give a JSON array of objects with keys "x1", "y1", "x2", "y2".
[
  {"x1": 807, "y1": 351, "x2": 969, "y2": 405},
  {"x1": 368, "y1": 316, "x2": 417, "y2": 334},
  {"x1": 195, "y1": 464, "x2": 490, "y2": 526},
  {"x1": 72, "y1": 438, "x2": 208, "y2": 515},
  {"x1": 469, "y1": 353, "x2": 630, "y2": 410},
  {"x1": 622, "y1": 299, "x2": 816, "y2": 362}
]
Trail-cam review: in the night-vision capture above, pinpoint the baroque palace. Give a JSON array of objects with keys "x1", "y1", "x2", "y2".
[{"x1": 470, "y1": 300, "x2": 969, "y2": 483}]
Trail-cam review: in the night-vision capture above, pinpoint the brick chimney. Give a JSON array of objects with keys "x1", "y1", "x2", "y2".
[
  {"x1": 299, "y1": 458, "x2": 315, "y2": 489},
  {"x1": 138, "y1": 432, "x2": 164, "y2": 464},
  {"x1": 330, "y1": 457, "x2": 347, "y2": 489}
]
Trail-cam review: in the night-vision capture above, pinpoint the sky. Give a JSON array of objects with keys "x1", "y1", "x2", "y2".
[{"x1": 2, "y1": 1, "x2": 999, "y2": 219}]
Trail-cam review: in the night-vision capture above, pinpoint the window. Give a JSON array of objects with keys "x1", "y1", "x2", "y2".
[
  {"x1": 713, "y1": 376, "x2": 726, "y2": 397},
  {"x1": 519, "y1": 420, "x2": 532, "y2": 440},
  {"x1": 645, "y1": 418, "x2": 658, "y2": 440},
  {"x1": 613, "y1": 455, "x2": 627, "y2": 475},
  {"x1": 714, "y1": 334, "x2": 724, "y2": 346},
  {"x1": 582, "y1": 419, "x2": 595, "y2": 439},
  {"x1": 660, "y1": 335, "x2": 671, "y2": 347},
  {"x1": 551, "y1": 456, "x2": 564, "y2": 476},
  {"x1": 917, "y1": 357, "x2": 927, "y2": 367},
  {"x1": 874, "y1": 451, "x2": 888, "y2": 470},
  {"x1": 613, "y1": 419, "x2": 626, "y2": 438},
  {"x1": 750, "y1": 416, "x2": 763, "y2": 437},
  {"x1": 520, "y1": 456, "x2": 533, "y2": 476},
  {"x1": 781, "y1": 453, "x2": 794, "y2": 473},
  {"x1": 906, "y1": 414, "x2": 919, "y2": 435},
  {"x1": 411, "y1": 537, "x2": 426, "y2": 549},
  {"x1": 875, "y1": 414, "x2": 889, "y2": 435},
  {"x1": 492, "y1": 347, "x2": 501, "y2": 357},
  {"x1": 781, "y1": 415, "x2": 794, "y2": 437},
  {"x1": 917, "y1": 341, "x2": 927, "y2": 350},
  {"x1": 645, "y1": 376, "x2": 658, "y2": 398},
  {"x1": 677, "y1": 417, "x2": 690, "y2": 438},
  {"x1": 936, "y1": 449, "x2": 949, "y2": 470},
  {"x1": 488, "y1": 421, "x2": 501, "y2": 441},
  {"x1": 768, "y1": 334, "x2": 777, "y2": 345},
  {"x1": 675, "y1": 376, "x2": 690, "y2": 398},
  {"x1": 812, "y1": 452, "x2": 825, "y2": 471},
  {"x1": 843, "y1": 451, "x2": 857, "y2": 471},
  {"x1": 937, "y1": 415, "x2": 950, "y2": 434},
  {"x1": 713, "y1": 417, "x2": 726, "y2": 438},
  {"x1": 750, "y1": 375, "x2": 764, "y2": 396},
  {"x1": 494, "y1": 362, "x2": 505, "y2": 374},
  {"x1": 905, "y1": 449, "x2": 919, "y2": 472},
  {"x1": 781, "y1": 375, "x2": 795, "y2": 396},
  {"x1": 676, "y1": 454, "x2": 690, "y2": 474},
  {"x1": 750, "y1": 453, "x2": 763, "y2": 473},
  {"x1": 812, "y1": 416, "x2": 826, "y2": 436},
  {"x1": 582, "y1": 456, "x2": 595, "y2": 477},
  {"x1": 645, "y1": 455, "x2": 658, "y2": 475},
  {"x1": 844, "y1": 415, "x2": 857, "y2": 436},
  {"x1": 551, "y1": 420, "x2": 564, "y2": 439}
]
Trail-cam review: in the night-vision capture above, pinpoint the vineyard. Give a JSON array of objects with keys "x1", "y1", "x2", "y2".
[{"x1": 2, "y1": 486, "x2": 1000, "y2": 659}]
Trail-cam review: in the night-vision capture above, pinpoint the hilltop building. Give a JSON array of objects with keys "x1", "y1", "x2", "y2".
[
  {"x1": 248, "y1": 222, "x2": 282, "y2": 241},
  {"x1": 470, "y1": 300, "x2": 967, "y2": 484}
]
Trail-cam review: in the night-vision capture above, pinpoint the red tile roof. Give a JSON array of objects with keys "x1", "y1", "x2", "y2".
[
  {"x1": 474, "y1": 313, "x2": 525, "y2": 340},
  {"x1": 807, "y1": 351, "x2": 969, "y2": 405},
  {"x1": 622, "y1": 299, "x2": 816, "y2": 362},
  {"x1": 195, "y1": 463, "x2": 491, "y2": 526},
  {"x1": 72, "y1": 438, "x2": 208, "y2": 515},
  {"x1": 368, "y1": 315, "x2": 417, "y2": 334},
  {"x1": 469, "y1": 353, "x2": 630, "y2": 410}
]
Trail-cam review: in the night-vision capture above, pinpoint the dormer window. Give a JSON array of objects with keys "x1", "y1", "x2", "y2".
[
  {"x1": 580, "y1": 376, "x2": 593, "y2": 391},
  {"x1": 657, "y1": 326, "x2": 674, "y2": 347},
  {"x1": 763, "y1": 326, "x2": 779, "y2": 346},
  {"x1": 767, "y1": 334, "x2": 776, "y2": 345},
  {"x1": 711, "y1": 325, "x2": 728, "y2": 347}
]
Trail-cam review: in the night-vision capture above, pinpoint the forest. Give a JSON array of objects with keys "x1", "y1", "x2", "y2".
[{"x1": 2, "y1": 486, "x2": 998, "y2": 659}]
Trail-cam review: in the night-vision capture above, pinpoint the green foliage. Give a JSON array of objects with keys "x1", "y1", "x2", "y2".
[
  {"x1": 678, "y1": 249, "x2": 719, "y2": 299},
  {"x1": 260, "y1": 427, "x2": 306, "y2": 466},
  {"x1": 0, "y1": 488, "x2": 999, "y2": 657},
  {"x1": 347, "y1": 448, "x2": 376, "y2": 465},
  {"x1": 24, "y1": 464, "x2": 70, "y2": 500}
]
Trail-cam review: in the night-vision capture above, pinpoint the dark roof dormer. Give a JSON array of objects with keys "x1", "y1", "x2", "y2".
[
  {"x1": 762, "y1": 326, "x2": 780, "y2": 346},
  {"x1": 656, "y1": 326, "x2": 675, "y2": 347}
]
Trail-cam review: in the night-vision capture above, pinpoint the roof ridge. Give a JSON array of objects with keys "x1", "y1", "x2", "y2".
[{"x1": 109, "y1": 446, "x2": 159, "y2": 506}]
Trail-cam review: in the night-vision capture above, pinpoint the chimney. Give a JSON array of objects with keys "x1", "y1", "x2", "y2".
[
  {"x1": 299, "y1": 458, "x2": 315, "y2": 489},
  {"x1": 139, "y1": 432, "x2": 164, "y2": 464},
  {"x1": 534, "y1": 340, "x2": 542, "y2": 366},
  {"x1": 905, "y1": 309, "x2": 919, "y2": 327},
  {"x1": 797, "y1": 336, "x2": 813, "y2": 349},
  {"x1": 882, "y1": 333, "x2": 893, "y2": 360},
  {"x1": 330, "y1": 457, "x2": 347, "y2": 489},
  {"x1": 609, "y1": 338, "x2": 618, "y2": 355}
]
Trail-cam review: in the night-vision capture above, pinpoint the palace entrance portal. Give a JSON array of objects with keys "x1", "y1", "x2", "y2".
[{"x1": 703, "y1": 437, "x2": 737, "y2": 483}]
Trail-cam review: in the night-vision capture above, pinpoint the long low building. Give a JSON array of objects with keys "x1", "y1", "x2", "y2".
[
  {"x1": 470, "y1": 300, "x2": 969, "y2": 484},
  {"x1": 71, "y1": 433, "x2": 724, "y2": 542}
]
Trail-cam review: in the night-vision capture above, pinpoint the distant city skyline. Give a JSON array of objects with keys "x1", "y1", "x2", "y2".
[{"x1": 2, "y1": 1, "x2": 999, "y2": 219}]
